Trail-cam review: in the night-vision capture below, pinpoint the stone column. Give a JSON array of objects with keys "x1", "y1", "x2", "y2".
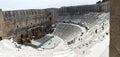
[
  {"x1": 110, "y1": 0, "x2": 120, "y2": 57},
  {"x1": 0, "y1": 9, "x2": 6, "y2": 39}
]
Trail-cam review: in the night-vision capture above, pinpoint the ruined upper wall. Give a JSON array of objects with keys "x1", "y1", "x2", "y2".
[
  {"x1": 58, "y1": 1, "x2": 110, "y2": 16},
  {"x1": 2, "y1": 9, "x2": 47, "y2": 22},
  {"x1": 2, "y1": 1, "x2": 110, "y2": 20},
  {"x1": 2, "y1": 1, "x2": 110, "y2": 22}
]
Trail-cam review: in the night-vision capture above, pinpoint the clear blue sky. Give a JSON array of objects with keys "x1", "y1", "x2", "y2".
[{"x1": 0, "y1": 0, "x2": 100, "y2": 11}]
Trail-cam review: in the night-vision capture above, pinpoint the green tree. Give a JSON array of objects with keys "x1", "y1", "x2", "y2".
[
  {"x1": 102, "y1": 0, "x2": 109, "y2": 2},
  {"x1": 96, "y1": 0, "x2": 109, "y2": 4},
  {"x1": 96, "y1": 1, "x2": 102, "y2": 4}
]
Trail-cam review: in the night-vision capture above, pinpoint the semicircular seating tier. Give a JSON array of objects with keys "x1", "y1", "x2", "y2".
[{"x1": 53, "y1": 23, "x2": 82, "y2": 42}]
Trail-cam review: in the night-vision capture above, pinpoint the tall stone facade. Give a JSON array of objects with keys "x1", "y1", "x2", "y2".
[{"x1": 3, "y1": 10, "x2": 46, "y2": 38}]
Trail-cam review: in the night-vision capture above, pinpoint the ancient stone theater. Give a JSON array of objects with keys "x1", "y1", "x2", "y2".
[{"x1": 0, "y1": 1, "x2": 109, "y2": 41}]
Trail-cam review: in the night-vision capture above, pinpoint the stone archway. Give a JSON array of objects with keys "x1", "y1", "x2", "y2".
[{"x1": 0, "y1": 37, "x2": 2, "y2": 40}]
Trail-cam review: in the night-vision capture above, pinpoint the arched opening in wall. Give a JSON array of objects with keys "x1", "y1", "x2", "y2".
[
  {"x1": 0, "y1": 37, "x2": 2, "y2": 40},
  {"x1": 20, "y1": 34, "x2": 24, "y2": 38},
  {"x1": 49, "y1": 12, "x2": 51, "y2": 15},
  {"x1": 17, "y1": 25, "x2": 19, "y2": 28},
  {"x1": 49, "y1": 17, "x2": 52, "y2": 21},
  {"x1": 31, "y1": 23, "x2": 32, "y2": 25}
]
